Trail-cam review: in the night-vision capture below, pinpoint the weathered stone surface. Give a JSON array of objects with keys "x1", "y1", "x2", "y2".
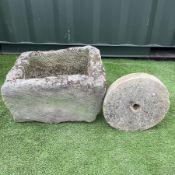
[
  {"x1": 1, "y1": 46, "x2": 106, "y2": 123},
  {"x1": 103, "y1": 73, "x2": 170, "y2": 131}
]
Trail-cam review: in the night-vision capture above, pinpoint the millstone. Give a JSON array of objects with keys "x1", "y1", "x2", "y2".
[
  {"x1": 1, "y1": 46, "x2": 106, "y2": 123},
  {"x1": 103, "y1": 73, "x2": 170, "y2": 131}
]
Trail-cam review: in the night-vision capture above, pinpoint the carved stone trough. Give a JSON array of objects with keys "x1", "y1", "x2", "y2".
[{"x1": 1, "y1": 46, "x2": 106, "y2": 123}]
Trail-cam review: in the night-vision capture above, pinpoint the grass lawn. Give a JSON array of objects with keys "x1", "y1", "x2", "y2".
[{"x1": 0, "y1": 55, "x2": 175, "y2": 175}]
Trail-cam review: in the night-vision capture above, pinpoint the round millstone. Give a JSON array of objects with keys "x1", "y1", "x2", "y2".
[{"x1": 103, "y1": 73, "x2": 170, "y2": 131}]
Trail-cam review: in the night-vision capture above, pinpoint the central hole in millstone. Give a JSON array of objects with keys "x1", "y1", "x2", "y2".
[{"x1": 132, "y1": 103, "x2": 140, "y2": 110}]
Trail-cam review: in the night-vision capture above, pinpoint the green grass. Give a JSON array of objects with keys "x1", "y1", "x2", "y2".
[{"x1": 0, "y1": 55, "x2": 175, "y2": 175}]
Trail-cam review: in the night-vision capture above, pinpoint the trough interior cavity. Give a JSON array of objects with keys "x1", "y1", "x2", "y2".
[{"x1": 24, "y1": 52, "x2": 89, "y2": 79}]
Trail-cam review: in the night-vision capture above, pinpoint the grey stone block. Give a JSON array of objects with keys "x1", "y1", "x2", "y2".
[
  {"x1": 1, "y1": 46, "x2": 106, "y2": 123},
  {"x1": 103, "y1": 73, "x2": 170, "y2": 131}
]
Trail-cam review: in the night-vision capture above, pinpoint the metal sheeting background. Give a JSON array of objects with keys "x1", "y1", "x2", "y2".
[{"x1": 0, "y1": 0, "x2": 175, "y2": 46}]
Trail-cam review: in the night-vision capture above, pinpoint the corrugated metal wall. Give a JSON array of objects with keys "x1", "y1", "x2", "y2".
[{"x1": 0, "y1": 0, "x2": 175, "y2": 46}]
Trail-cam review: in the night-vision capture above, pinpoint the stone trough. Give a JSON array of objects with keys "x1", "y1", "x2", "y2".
[{"x1": 1, "y1": 46, "x2": 106, "y2": 123}]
